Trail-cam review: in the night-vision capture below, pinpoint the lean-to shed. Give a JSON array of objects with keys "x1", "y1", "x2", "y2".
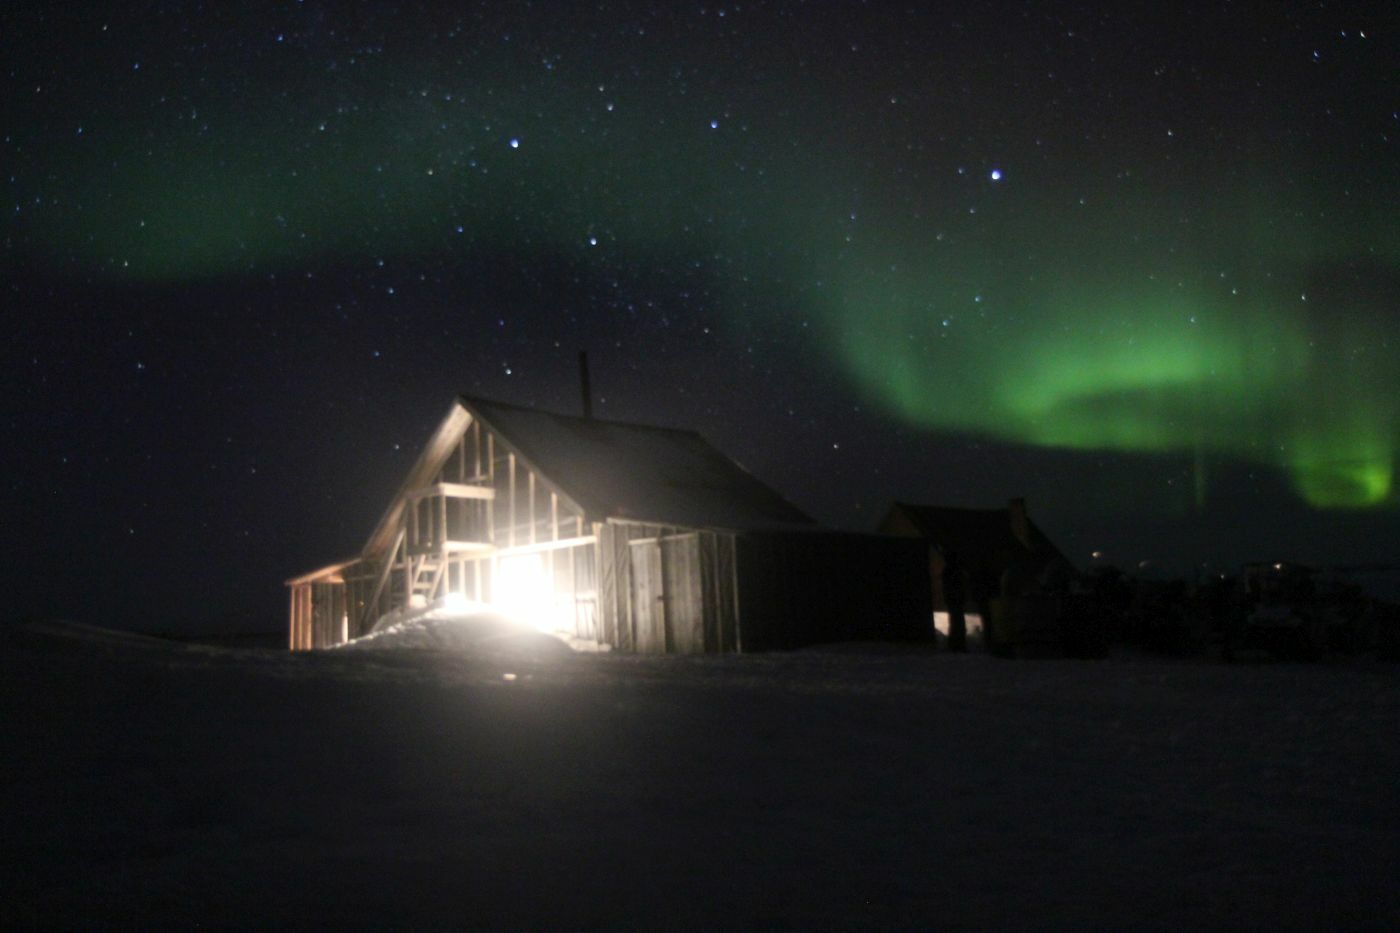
[{"x1": 288, "y1": 396, "x2": 930, "y2": 652}]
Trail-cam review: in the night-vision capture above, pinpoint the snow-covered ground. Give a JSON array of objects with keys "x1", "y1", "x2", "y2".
[{"x1": 4, "y1": 620, "x2": 1397, "y2": 930}]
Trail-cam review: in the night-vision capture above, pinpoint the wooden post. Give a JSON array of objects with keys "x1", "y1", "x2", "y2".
[
  {"x1": 486, "y1": 477, "x2": 495, "y2": 544},
  {"x1": 301, "y1": 586, "x2": 312, "y2": 649},
  {"x1": 549, "y1": 492, "x2": 558, "y2": 628},
  {"x1": 438, "y1": 493, "x2": 448, "y2": 554},
  {"x1": 508, "y1": 453, "x2": 517, "y2": 548}
]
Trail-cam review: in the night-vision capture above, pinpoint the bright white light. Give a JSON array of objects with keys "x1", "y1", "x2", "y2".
[
  {"x1": 989, "y1": 169, "x2": 1002, "y2": 181},
  {"x1": 494, "y1": 554, "x2": 563, "y2": 633},
  {"x1": 509, "y1": 137, "x2": 520, "y2": 149},
  {"x1": 441, "y1": 591, "x2": 474, "y2": 613}
]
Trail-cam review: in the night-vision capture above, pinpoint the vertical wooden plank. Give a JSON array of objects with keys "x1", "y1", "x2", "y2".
[
  {"x1": 337, "y1": 585, "x2": 348, "y2": 645},
  {"x1": 486, "y1": 439, "x2": 496, "y2": 545},
  {"x1": 301, "y1": 586, "x2": 309, "y2": 650},
  {"x1": 508, "y1": 452, "x2": 517, "y2": 548},
  {"x1": 402, "y1": 532, "x2": 412, "y2": 611},
  {"x1": 657, "y1": 534, "x2": 696, "y2": 654},
  {"x1": 528, "y1": 471, "x2": 537, "y2": 545},
  {"x1": 550, "y1": 492, "x2": 559, "y2": 628},
  {"x1": 438, "y1": 493, "x2": 448, "y2": 553}
]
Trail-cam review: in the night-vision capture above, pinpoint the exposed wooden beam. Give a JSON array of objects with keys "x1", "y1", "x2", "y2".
[
  {"x1": 472, "y1": 420, "x2": 481, "y2": 478},
  {"x1": 443, "y1": 540, "x2": 496, "y2": 554},
  {"x1": 285, "y1": 559, "x2": 354, "y2": 586},
  {"x1": 528, "y1": 471, "x2": 537, "y2": 545},
  {"x1": 361, "y1": 402, "x2": 473, "y2": 560},
  {"x1": 437, "y1": 493, "x2": 448, "y2": 559},
  {"x1": 494, "y1": 535, "x2": 596, "y2": 558},
  {"x1": 358, "y1": 528, "x2": 405, "y2": 634},
  {"x1": 486, "y1": 432, "x2": 496, "y2": 544},
  {"x1": 405, "y1": 482, "x2": 496, "y2": 501},
  {"x1": 508, "y1": 453, "x2": 517, "y2": 548}
]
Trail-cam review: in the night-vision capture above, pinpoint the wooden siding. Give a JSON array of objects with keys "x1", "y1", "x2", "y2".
[{"x1": 598, "y1": 522, "x2": 740, "y2": 655}]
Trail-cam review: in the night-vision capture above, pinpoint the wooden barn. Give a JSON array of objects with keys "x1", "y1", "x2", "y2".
[{"x1": 288, "y1": 396, "x2": 930, "y2": 652}]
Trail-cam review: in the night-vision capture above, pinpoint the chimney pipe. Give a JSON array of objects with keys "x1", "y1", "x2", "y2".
[
  {"x1": 579, "y1": 350, "x2": 593, "y2": 419},
  {"x1": 1008, "y1": 497, "x2": 1031, "y2": 549}
]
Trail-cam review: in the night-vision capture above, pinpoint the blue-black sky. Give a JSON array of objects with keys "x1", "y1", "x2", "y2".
[{"x1": 5, "y1": 2, "x2": 1398, "y2": 631}]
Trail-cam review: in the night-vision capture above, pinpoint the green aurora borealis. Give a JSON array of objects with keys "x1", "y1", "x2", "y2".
[
  {"x1": 829, "y1": 213, "x2": 1399, "y2": 509},
  {"x1": 13, "y1": 4, "x2": 1399, "y2": 515}
]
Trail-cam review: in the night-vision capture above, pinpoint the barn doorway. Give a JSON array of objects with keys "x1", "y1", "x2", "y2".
[{"x1": 628, "y1": 534, "x2": 705, "y2": 653}]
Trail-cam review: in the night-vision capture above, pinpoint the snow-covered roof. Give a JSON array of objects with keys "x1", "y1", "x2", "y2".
[{"x1": 462, "y1": 396, "x2": 816, "y2": 532}]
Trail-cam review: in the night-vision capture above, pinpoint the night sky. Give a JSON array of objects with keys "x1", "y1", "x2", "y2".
[{"x1": 6, "y1": 2, "x2": 1398, "y2": 632}]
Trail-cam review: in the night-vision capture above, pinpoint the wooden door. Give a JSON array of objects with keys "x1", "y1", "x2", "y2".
[
  {"x1": 661, "y1": 534, "x2": 705, "y2": 653},
  {"x1": 629, "y1": 539, "x2": 666, "y2": 653}
]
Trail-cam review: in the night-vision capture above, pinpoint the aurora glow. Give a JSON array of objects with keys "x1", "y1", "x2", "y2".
[
  {"x1": 830, "y1": 253, "x2": 1398, "y2": 508},
  {"x1": 23, "y1": 38, "x2": 1395, "y2": 511}
]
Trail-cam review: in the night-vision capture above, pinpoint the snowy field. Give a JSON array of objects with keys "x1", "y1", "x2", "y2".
[{"x1": 4, "y1": 620, "x2": 1398, "y2": 931}]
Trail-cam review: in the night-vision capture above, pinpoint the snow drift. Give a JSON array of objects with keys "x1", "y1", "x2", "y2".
[{"x1": 340, "y1": 603, "x2": 574, "y2": 661}]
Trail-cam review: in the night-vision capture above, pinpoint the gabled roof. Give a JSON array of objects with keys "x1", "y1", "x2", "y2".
[
  {"x1": 461, "y1": 396, "x2": 816, "y2": 533},
  {"x1": 882, "y1": 501, "x2": 1069, "y2": 568},
  {"x1": 361, "y1": 396, "x2": 815, "y2": 558}
]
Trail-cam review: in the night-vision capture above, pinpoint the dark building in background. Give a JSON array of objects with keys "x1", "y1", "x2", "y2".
[{"x1": 878, "y1": 499, "x2": 1074, "y2": 644}]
